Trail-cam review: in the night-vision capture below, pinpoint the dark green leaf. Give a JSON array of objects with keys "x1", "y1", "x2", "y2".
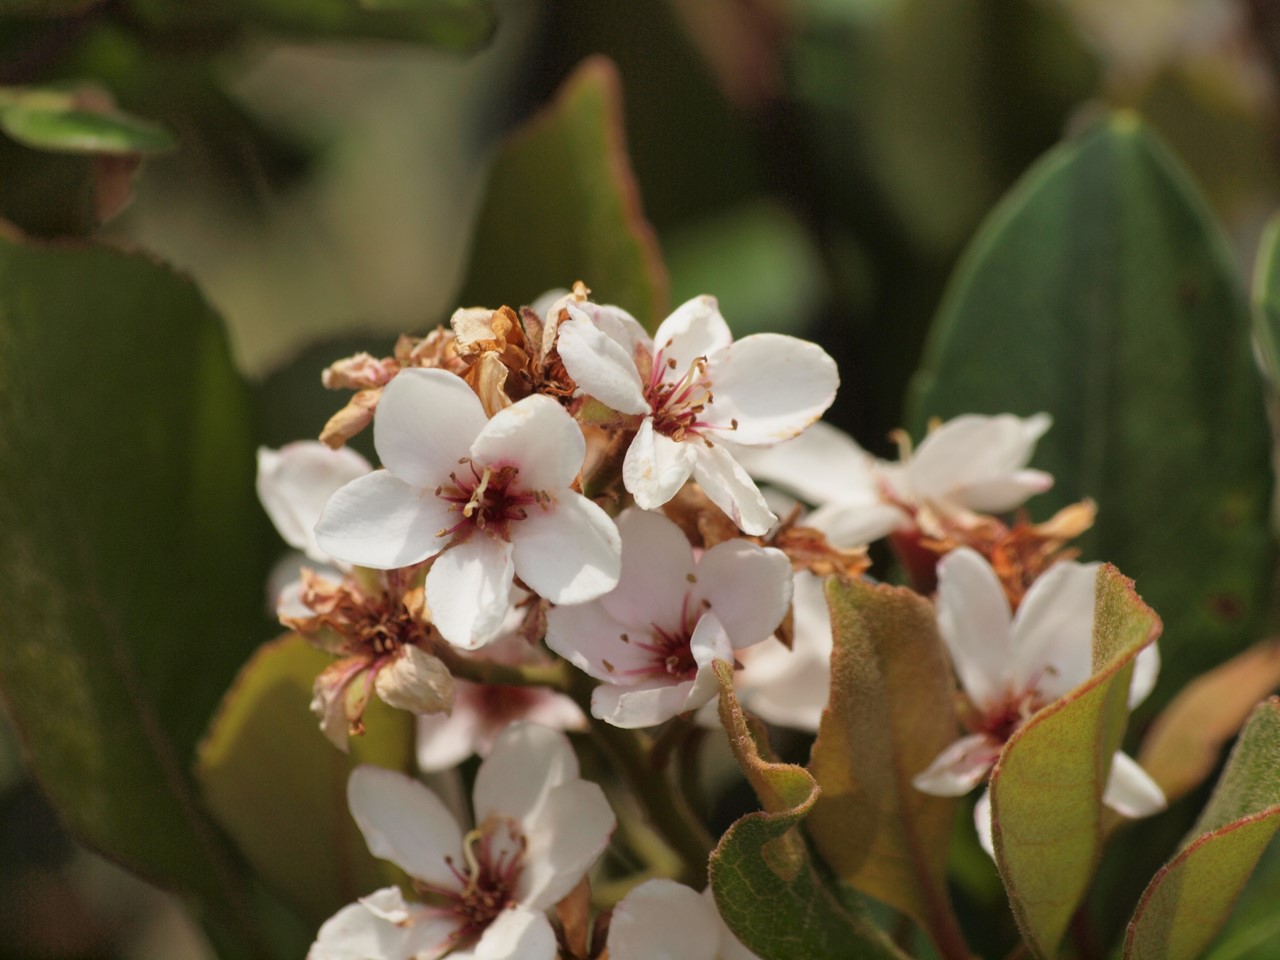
[
  {"x1": 910, "y1": 113, "x2": 1271, "y2": 719},
  {"x1": 1251, "y1": 211, "x2": 1280, "y2": 387},
  {"x1": 0, "y1": 229, "x2": 275, "y2": 955}
]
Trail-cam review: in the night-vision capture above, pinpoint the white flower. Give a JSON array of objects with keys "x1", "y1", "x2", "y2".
[
  {"x1": 545, "y1": 509, "x2": 792, "y2": 728},
  {"x1": 315, "y1": 368, "x2": 622, "y2": 649},
  {"x1": 912, "y1": 548, "x2": 1165, "y2": 857},
  {"x1": 737, "y1": 414, "x2": 1054, "y2": 548},
  {"x1": 606, "y1": 879, "x2": 761, "y2": 960},
  {"x1": 557, "y1": 295, "x2": 839, "y2": 535},
  {"x1": 309, "y1": 723, "x2": 615, "y2": 960}
]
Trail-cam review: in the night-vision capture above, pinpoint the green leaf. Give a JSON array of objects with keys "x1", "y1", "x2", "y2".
[
  {"x1": 990, "y1": 565, "x2": 1161, "y2": 959},
  {"x1": 197, "y1": 634, "x2": 414, "y2": 927},
  {"x1": 124, "y1": 0, "x2": 495, "y2": 48},
  {"x1": 910, "y1": 113, "x2": 1271, "y2": 718},
  {"x1": 709, "y1": 661, "x2": 909, "y2": 960},
  {"x1": 458, "y1": 56, "x2": 669, "y2": 330},
  {"x1": 1125, "y1": 698, "x2": 1280, "y2": 960},
  {"x1": 806, "y1": 577, "x2": 969, "y2": 957},
  {"x1": 0, "y1": 229, "x2": 274, "y2": 955},
  {"x1": 0, "y1": 103, "x2": 175, "y2": 155},
  {"x1": 1251, "y1": 211, "x2": 1280, "y2": 387}
]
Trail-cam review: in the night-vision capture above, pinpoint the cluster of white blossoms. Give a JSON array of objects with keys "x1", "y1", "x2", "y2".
[{"x1": 254, "y1": 285, "x2": 1166, "y2": 958}]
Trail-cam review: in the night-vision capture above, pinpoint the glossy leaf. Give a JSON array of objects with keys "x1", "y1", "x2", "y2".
[
  {"x1": 0, "y1": 229, "x2": 273, "y2": 954},
  {"x1": 0, "y1": 103, "x2": 175, "y2": 154},
  {"x1": 911, "y1": 114, "x2": 1271, "y2": 719},
  {"x1": 807, "y1": 577, "x2": 968, "y2": 956},
  {"x1": 1125, "y1": 699, "x2": 1280, "y2": 960},
  {"x1": 197, "y1": 634, "x2": 414, "y2": 926},
  {"x1": 458, "y1": 55, "x2": 669, "y2": 330},
  {"x1": 990, "y1": 565, "x2": 1161, "y2": 959},
  {"x1": 709, "y1": 661, "x2": 908, "y2": 960}
]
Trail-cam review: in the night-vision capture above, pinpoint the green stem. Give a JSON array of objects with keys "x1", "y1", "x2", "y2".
[{"x1": 432, "y1": 643, "x2": 571, "y2": 690}]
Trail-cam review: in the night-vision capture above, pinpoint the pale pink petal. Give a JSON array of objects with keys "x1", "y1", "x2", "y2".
[
  {"x1": 471, "y1": 905, "x2": 558, "y2": 960},
  {"x1": 427, "y1": 537, "x2": 516, "y2": 649},
  {"x1": 692, "y1": 540, "x2": 791, "y2": 649},
  {"x1": 608, "y1": 880, "x2": 720, "y2": 960},
  {"x1": 346, "y1": 766, "x2": 462, "y2": 888},
  {"x1": 806, "y1": 500, "x2": 910, "y2": 548},
  {"x1": 1129, "y1": 643, "x2": 1161, "y2": 709},
  {"x1": 956, "y1": 470, "x2": 1055, "y2": 514},
  {"x1": 473, "y1": 723, "x2": 580, "y2": 826},
  {"x1": 623, "y1": 417, "x2": 698, "y2": 509},
  {"x1": 274, "y1": 568, "x2": 313, "y2": 620},
  {"x1": 557, "y1": 317, "x2": 650, "y2": 415},
  {"x1": 691, "y1": 442, "x2": 776, "y2": 536},
  {"x1": 975, "y1": 788, "x2": 995, "y2": 859},
  {"x1": 684, "y1": 612, "x2": 736, "y2": 712},
  {"x1": 545, "y1": 602, "x2": 654, "y2": 682},
  {"x1": 592, "y1": 679, "x2": 697, "y2": 728},
  {"x1": 309, "y1": 893, "x2": 456, "y2": 960},
  {"x1": 911, "y1": 733, "x2": 1002, "y2": 796},
  {"x1": 600, "y1": 509, "x2": 696, "y2": 629},
  {"x1": 907, "y1": 413, "x2": 1051, "y2": 508},
  {"x1": 522, "y1": 690, "x2": 587, "y2": 732},
  {"x1": 726, "y1": 421, "x2": 876, "y2": 508},
  {"x1": 310, "y1": 664, "x2": 359, "y2": 752},
  {"x1": 702, "y1": 334, "x2": 838, "y2": 446},
  {"x1": 257, "y1": 443, "x2": 371, "y2": 562},
  {"x1": 936, "y1": 548, "x2": 1015, "y2": 710},
  {"x1": 471, "y1": 394, "x2": 586, "y2": 492},
  {"x1": 572, "y1": 301, "x2": 652, "y2": 355},
  {"x1": 520, "y1": 780, "x2": 616, "y2": 909},
  {"x1": 1103, "y1": 752, "x2": 1167, "y2": 818},
  {"x1": 415, "y1": 707, "x2": 483, "y2": 772},
  {"x1": 374, "y1": 369, "x2": 487, "y2": 488},
  {"x1": 510, "y1": 495, "x2": 621, "y2": 604},
  {"x1": 315, "y1": 471, "x2": 453, "y2": 570},
  {"x1": 374, "y1": 646, "x2": 454, "y2": 715},
  {"x1": 1012, "y1": 560, "x2": 1098, "y2": 701},
  {"x1": 652, "y1": 295, "x2": 733, "y2": 374}
]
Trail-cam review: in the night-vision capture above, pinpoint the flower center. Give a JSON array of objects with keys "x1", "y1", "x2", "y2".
[
  {"x1": 645, "y1": 348, "x2": 737, "y2": 443},
  {"x1": 436, "y1": 459, "x2": 542, "y2": 541},
  {"x1": 620, "y1": 593, "x2": 703, "y2": 682},
  {"x1": 420, "y1": 817, "x2": 525, "y2": 946}
]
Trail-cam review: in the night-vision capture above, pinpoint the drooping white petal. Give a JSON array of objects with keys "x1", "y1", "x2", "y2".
[
  {"x1": 806, "y1": 500, "x2": 910, "y2": 549},
  {"x1": 315, "y1": 470, "x2": 454, "y2": 569},
  {"x1": 907, "y1": 413, "x2": 1051, "y2": 510},
  {"x1": 557, "y1": 316, "x2": 650, "y2": 415},
  {"x1": 510, "y1": 495, "x2": 621, "y2": 605},
  {"x1": 691, "y1": 442, "x2": 777, "y2": 536},
  {"x1": 623, "y1": 417, "x2": 698, "y2": 509},
  {"x1": 974, "y1": 788, "x2": 995, "y2": 859},
  {"x1": 684, "y1": 612, "x2": 736, "y2": 713},
  {"x1": 911, "y1": 733, "x2": 1003, "y2": 796},
  {"x1": 374, "y1": 369, "x2": 487, "y2": 489},
  {"x1": 426, "y1": 537, "x2": 516, "y2": 649},
  {"x1": 1012, "y1": 560, "x2": 1099, "y2": 702},
  {"x1": 1103, "y1": 752, "x2": 1167, "y2": 818},
  {"x1": 545, "y1": 602, "x2": 654, "y2": 682},
  {"x1": 472, "y1": 723, "x2": 580, "y2": 826},
  {"x1": 309, "y1": 893, "x2": 455, "y2": 960},
  {"x1": 652, "y1": 295, "x2": 733, "y2": 374},
  {"x1": 469, "y1": 905, "x2": 558, "y2": 960},
  {"x1": 519, "y1": 779, "x2": 616, "y2": 910},
  {"x1": 727, "y1": 420, "x2": 877, "y2": 508},
  {"x1": 471, "y1": 393, "x2": 586, "y2": 492},
  {"x1": 608, "y1": 880, "x2": 721, "y2": 960},
  {"x1": 257, "y1": 443, "x2": 371, "y2": 562},
  {"x1": 955, "y1": 470, "x2": 1055, "y2": 514},
  {"x1": 702, "y1": 334, "x2": 839, "y2": 446},
  {"x1": 592, "y1": 679, "x2": 697, "y2": 728},
  {"x1": 1129, "y1": 643, "x2": 1161, "y2": 709},
  {"x1": 415, "y1": 706, "x2": 483, "y2": 772},
  {"x1": 600, "y1": 509, "x2": 696, "y2": 630},
  {"x1": 373, "y1": 645, "x2": 455, "y2": 715},
  {"x1": 936, "y1": 549, "x2": 1016, "y2": 710},
  {"x1": 692, "y1": 540, "x2": 791, "y2": 649},
  {"x1": 346, "y1": 767, "x2": 462, "y2": 888}
]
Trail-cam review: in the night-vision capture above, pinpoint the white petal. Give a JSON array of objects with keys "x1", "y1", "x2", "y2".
[
  {"x1": 473, "y1": 723, "x2": 580, "y2": 826},
  {"x1": 416, "y1": 707, "x2": 482, "y2": 772},
  {"x1": 652, "y1": 295, "x2": 733, "y2": 374},
  {"x1": 1012, "y1": 560, "x2": 1098, "y2": 701},
  {"x1": 471, "y1": 393, "x2": 586, "y2": 492},
  {"x1": 257, "y1": 443, "x2": 371, "y2": 562},
  {"x1": 702, "y1": 334, "x2": 839, "y2": 446},
  {"x1": 691, "y1": 442, "x2": 777, "y2": 536},
  {"x1": 907, "y1": 413, "x2": 1051, "y2": 509},
  {"x1": 510, "y1": 495, "x2": 621, "y2": 604},
  {"x1": 692, "y1": 540, "x2": 791, "y2": 649},
  {"x1": 545, "y1": 602, "x2": 654, "y2": 682},
  {"x1": 309, "y1": 893, "x2": 455, "y2": 960},
  {"x1": 346, "y1": 766, "x2": 462, "y2": 888},
  {"x1": 806, "y1": 500, "x2": 909, "y2": 549},
  {"x1": 519, "y1": 780, "x2": 616, "y2": 909},
  {"x1": 1129, "y1": 642, "x2": 1161, "y2": 709},
  {"x1": 601, "y1": 509, "x2": 696, "y2": 630},
  {"x1": 557, "y1": 317, "x2": 649, "y2": 415},
  {"x1": 608, "y1": 880, "x2": 721, "y2": 960},
  {"x1": 592, "y1": 679, "x2": 697, "y2": 728},
  {"x1": 374, "y1": 369, "x2": 487, "y2": 489},
  {"x1": 623, "y1": 417, "x2": 698, "y2": 509},
  {"x1": 315, "y1": 470, "x2": 453, "y2": 570},
  {"x1": 974, "y1": 788, "x2": 995, "y2": 859},
  {"x1": 728, "y1": 420, "x2": 876, "y2": 507},
  {"x1": 736, "y1": 637, "x2": 829, "y2": 732},
  {"x1": 471, "y1": 906, "x2": 557, "y2": 960},
  {"x1": 427, "y1": 538, "x2": 516, "y2": 649},
  {"x1": 684, "y1": 612, "x2": 736, "y2": 712},
  {"x1": 911, "y1": 734, "x2": 1002, "y2": 796},
  {"x1": 936, "y1": 548, "x2": 1015, "y2": 709},
  {"x1": 374, "y1": 646, "x2": 455, "y2": 715},
  {"x1": 955, "y1": 470, "x2": 1055, "y2": 514},
  {"x1": 1103, "y1": 752, "x2": 1167, "y2": 818}
]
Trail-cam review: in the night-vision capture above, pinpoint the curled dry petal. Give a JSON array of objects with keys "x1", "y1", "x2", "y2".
[{"x1": 373, "y1": 645, "x2": 454, "y2": 716}]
